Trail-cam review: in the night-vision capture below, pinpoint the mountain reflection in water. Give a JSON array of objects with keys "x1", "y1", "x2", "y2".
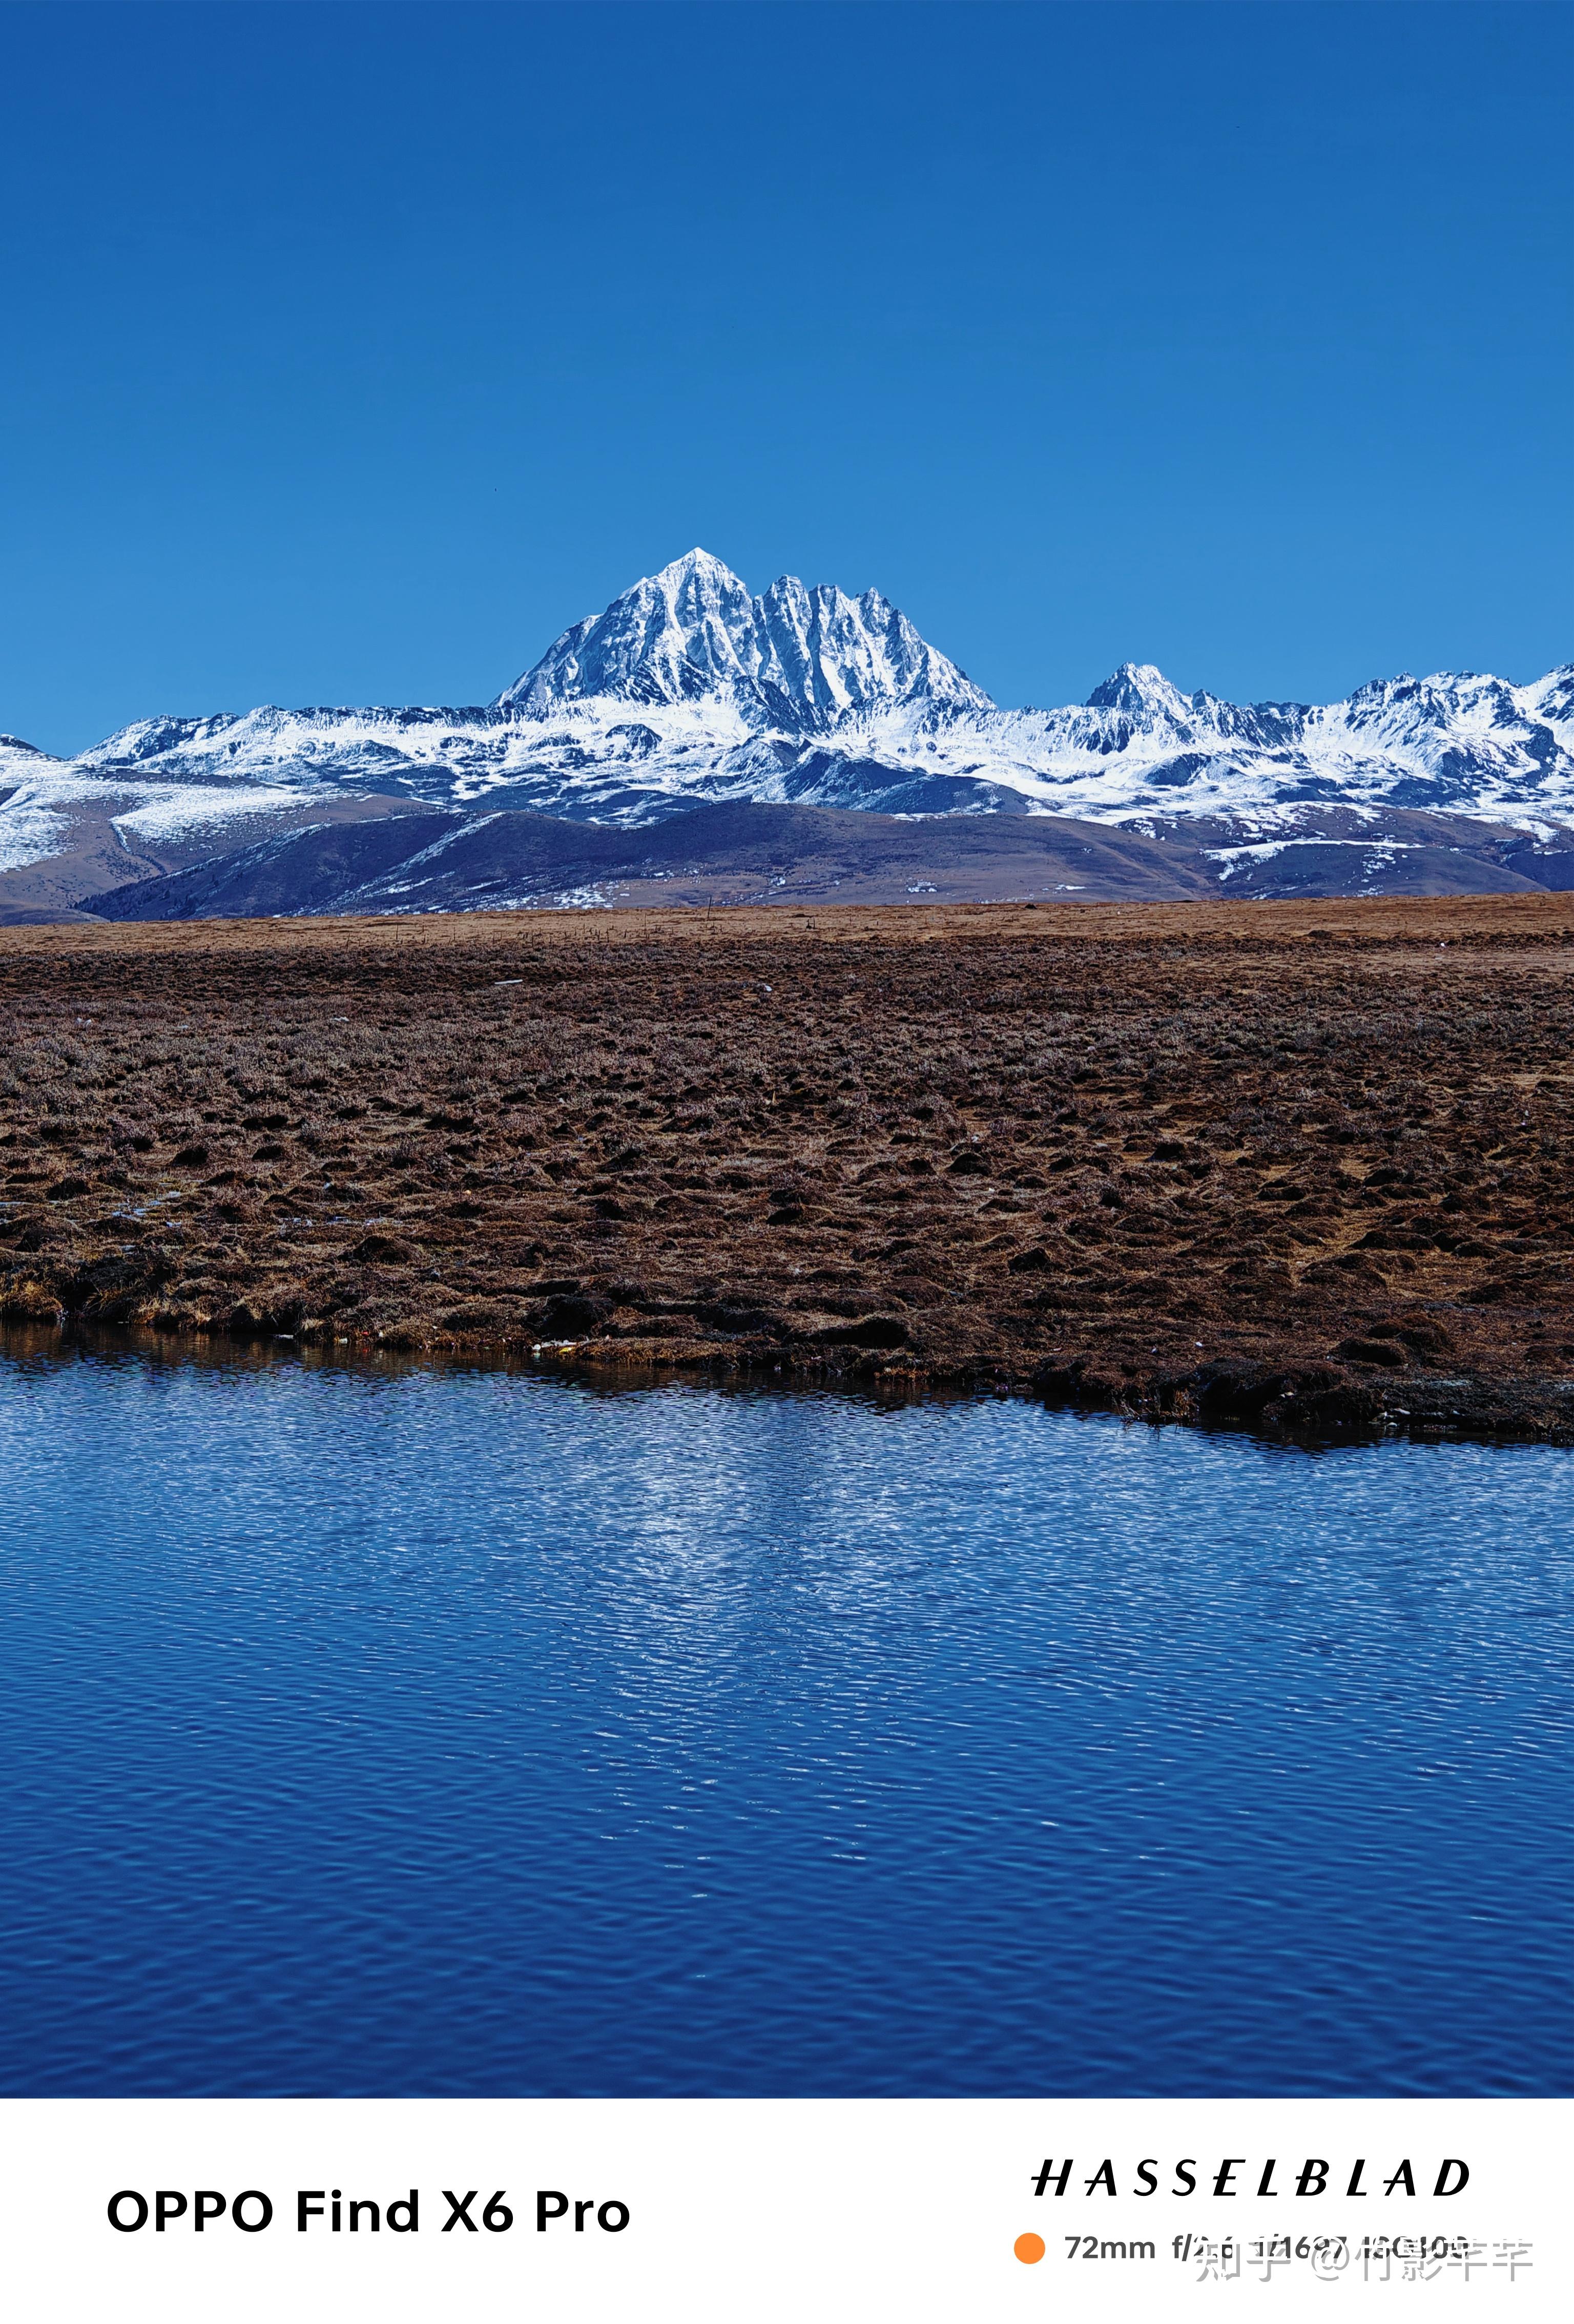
[{"x1": 0, "y1": 1334, "x2": 1567, "y2": 2096}]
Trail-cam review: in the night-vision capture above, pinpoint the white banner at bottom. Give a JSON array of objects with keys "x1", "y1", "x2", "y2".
[{"x1": 1, "y1": 2096, "x2": 1565, "y2": 2321}]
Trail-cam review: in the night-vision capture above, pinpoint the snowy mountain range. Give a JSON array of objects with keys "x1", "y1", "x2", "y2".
[{"x1": 3, "y1": 548, "x2": 1571, "y2": 918}]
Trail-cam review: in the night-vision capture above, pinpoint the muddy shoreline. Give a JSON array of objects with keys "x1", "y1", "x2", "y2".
[{"x1": 3, "y1": 894, "x2": 1571, "y2": 1446}]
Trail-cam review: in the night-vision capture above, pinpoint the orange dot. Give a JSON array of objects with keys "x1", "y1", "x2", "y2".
[{"x1": 1014, "y1": 2232, "x2": 1046, "y2": 2265}]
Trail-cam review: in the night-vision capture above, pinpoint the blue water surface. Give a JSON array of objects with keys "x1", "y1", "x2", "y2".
[{"x1": 0, "y1": 1336, "x2": 1568, "y2": 2096}]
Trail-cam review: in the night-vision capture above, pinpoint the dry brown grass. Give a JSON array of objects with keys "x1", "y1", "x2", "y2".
[{"x1": 3, "y1": 892, "x2": 1571, "y2": 1440}]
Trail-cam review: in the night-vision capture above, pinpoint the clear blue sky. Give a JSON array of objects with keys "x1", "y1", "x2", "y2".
[{"x1": 2, "y1": 1, "x2": 1569, "y2": 755}]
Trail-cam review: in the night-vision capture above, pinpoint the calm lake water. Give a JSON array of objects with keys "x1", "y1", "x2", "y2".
[{"x1": 0, "y1": 1335, "x2": 1567, "y2": 2097}]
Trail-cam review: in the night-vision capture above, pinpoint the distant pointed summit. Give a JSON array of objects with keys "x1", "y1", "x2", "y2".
[
  {"x1": 496, "y1": 551, "x2": 994, "y2": 727},
  {"x1": 1085, "y1": 663, "x2": 1196, "y2": 720}
]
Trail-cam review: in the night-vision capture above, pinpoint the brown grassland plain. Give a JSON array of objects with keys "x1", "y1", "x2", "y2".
[{"x1": 2, "y1": 892, "x2": 1571, "y2": 1441}]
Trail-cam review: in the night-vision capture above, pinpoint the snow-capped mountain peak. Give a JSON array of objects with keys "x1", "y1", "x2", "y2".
[
  {"x1": 1084, "y1": 662, "x2": 1197, "y2": 723},
  {"x1": 496, "y1": 548, "x2": 758, "y2": 716},
  {"x1": 496, "y1": 550, "x2": 992, "y2": 728}
]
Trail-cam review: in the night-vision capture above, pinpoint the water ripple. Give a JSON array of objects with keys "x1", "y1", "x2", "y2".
[{"x1": 0, "y1": 1342, "x2": 1568, "y2": 2095}]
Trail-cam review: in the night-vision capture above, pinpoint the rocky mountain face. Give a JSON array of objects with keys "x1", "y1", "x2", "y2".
[
  {"x1": 2, "y1": 551, "x2": 1570, "y2": 919},
  {"x1": 496, "y1": 547, "x2": 992, "y2": 725}
]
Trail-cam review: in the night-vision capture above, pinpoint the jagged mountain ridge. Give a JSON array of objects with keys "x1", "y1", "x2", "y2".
[
  {"x1": 496, "y1": 547, "x2": 993, "y2": 725},
  {"x1": 2, "y1": 549, "x2": 1571, "y2": 917}
]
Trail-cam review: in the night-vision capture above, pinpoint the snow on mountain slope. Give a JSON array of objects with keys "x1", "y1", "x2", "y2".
[
  {"x1": 48, "y1": 653, "x2": 1574, "y2": 841},
  {"x1": 3, "y1": 552, "x2": 1571, "y2": 915},
  {"x1": 771, "y1": 661, "x2": 1574, "y2": 837},
  {"x1": 69, "y1": 693, "x2": 764, "y2": 810},
  {"x1": 0, "y1": 740, "x2": 344, "y2": 873},
  {"x1": 0, "y1": 730, "x2": 419, "y2": 919}
]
